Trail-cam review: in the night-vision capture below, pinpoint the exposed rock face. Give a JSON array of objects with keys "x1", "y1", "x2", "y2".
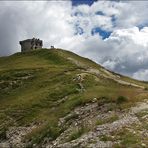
[
  {"x1": 46, "y1": 101, "x2": 148, "y2": 148},
  {"x1": 0, "y1": 125, "x2": 37, "y2": 148}
]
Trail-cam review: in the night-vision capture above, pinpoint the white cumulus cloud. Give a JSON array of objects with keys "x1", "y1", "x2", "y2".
[{"x1": 133, "y1": 69, "x2": 148, "y2": 81}]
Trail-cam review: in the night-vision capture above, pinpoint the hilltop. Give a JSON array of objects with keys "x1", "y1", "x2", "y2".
[{"x1": 0, "y1": 49, "x2": 147, "y2": 147}]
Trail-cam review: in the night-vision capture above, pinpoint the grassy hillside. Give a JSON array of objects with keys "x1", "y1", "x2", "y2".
[{"x1": 0, "y1": 49, "x2": 147, "y2": 147}]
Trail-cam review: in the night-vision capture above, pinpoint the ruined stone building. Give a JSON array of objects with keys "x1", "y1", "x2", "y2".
[{"x1": 19, "y1": 38, "x2": 43, "y2": 52}]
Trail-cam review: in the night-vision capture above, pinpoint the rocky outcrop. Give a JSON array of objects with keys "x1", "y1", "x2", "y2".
[
  {"x1": 0, "y1": 125, "x2": 37, "y2": 148},
  {"x1": 46, "y1": 101, "x2": 148, "y2": 148}
]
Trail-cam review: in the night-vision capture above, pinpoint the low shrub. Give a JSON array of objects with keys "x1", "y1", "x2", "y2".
[{"x1": 116, "y1": 96, "x2": 128, "y2": 104}]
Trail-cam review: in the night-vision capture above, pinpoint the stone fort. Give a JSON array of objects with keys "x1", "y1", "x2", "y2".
[{"x1": 19, "y1": 38, "x2": 43, "y2": 52}]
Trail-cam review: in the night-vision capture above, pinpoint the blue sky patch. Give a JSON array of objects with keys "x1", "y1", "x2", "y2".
[
  {"x1": 72, "y1": 0, "x2": 96, "y2": 6},
  {"x1": 74, "y1": 23, "x2": 84, "y2": 35},
  {"x1": 137, "y1": 24, "x2": 148, "y2": 30},
  {"x1": 111, "y1": 15, "x2": 117, "y2": 27},
  {"x1": 73, "y1": 11, "x2": 83, "y2": 16},
  {"x1": 91, "y1": 27, "x2": 112, "y2": 39},
  {"x1": 95, "y1": 11, "x2": 105, "y2": 16}
]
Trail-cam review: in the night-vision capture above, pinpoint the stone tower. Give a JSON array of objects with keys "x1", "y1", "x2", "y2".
[{"x1": 19, "y1": 38, "x2": 43, "y2": 52}]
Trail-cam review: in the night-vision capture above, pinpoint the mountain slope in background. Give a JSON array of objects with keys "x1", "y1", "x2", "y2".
[{"x1": 0, "y1": 49, "x2": 147, "y2": 147}]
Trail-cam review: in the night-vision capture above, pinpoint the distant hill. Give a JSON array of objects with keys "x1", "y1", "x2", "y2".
[{"x1": 0, "y1": 49, "x2": 147, "y2": 147}]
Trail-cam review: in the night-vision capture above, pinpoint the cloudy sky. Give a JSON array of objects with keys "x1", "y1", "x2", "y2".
[{"x1": 0, "y1": 0, "x2": 148, "y2": 81}]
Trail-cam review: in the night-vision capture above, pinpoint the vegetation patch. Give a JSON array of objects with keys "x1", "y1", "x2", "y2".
[
  {"x1": 116, "y1": 96, "x2": 128, "y2": 104},
  {"x1": 64, "y1": 113, "x2": 79, "y2": 122},
  {"x1": 0, "y1": 49, "x2": 148, "y2": 146},
  {"x1": 111, "y1": 128, "x2": 144, "y2": 147},
  {"x1": 67, "y1": 124, "x2": 90, "y2": 142},
  {"x1": 99, "y1": 135, "x2": 113, "y2": 141},
  {"x1": 96, "y1": 114, "x2": 119, "y2": 125},
  {"x1": 0, "y1": 127, "x2": 7, "y2": 140},
  {"x1": 97, "y1": 96, "x2": 112, "y2": 106},
  {"x1": 120, "y1": 130, "x2": 141, "y2": 147},
  {"x1": 25, "y1": 123, "x2": 61, "y2": 146}
]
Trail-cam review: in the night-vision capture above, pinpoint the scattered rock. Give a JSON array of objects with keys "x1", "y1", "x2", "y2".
[
  {"x1": 0, "y1": 125, "x2": 37, "y2": 147},
  {"x1": 46, "y1": 101, "x2": 148, "y2": 148}
]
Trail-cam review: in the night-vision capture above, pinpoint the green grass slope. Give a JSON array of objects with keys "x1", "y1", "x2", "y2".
[{"x1": 0, "y1": 48, "x2": 148, "y2": 146}]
